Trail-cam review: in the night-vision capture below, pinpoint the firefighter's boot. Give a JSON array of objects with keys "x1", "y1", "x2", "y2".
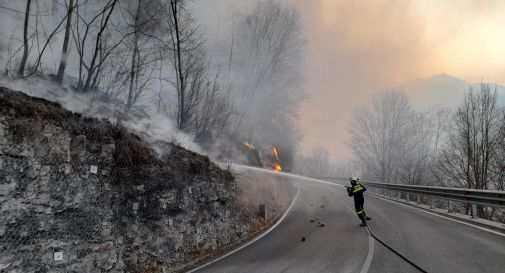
[
  {"x1": 358, "y1": 212, "x2": 367, "y2": 226},
  {"x1": 365, "y1": 212, "x2": 371, "y2": 221}
]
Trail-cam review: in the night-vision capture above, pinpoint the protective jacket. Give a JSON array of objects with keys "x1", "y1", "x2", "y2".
[{"x1": 348, "y1": 183, "x2": 366, "y2": 199}]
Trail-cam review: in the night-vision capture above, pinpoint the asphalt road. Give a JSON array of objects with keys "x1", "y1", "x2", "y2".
[{"x1": 196, "y1": 174, "x2": 505, "y2": 273}]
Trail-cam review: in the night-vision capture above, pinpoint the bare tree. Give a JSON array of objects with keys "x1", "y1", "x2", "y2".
[
  {"x1": 193, "y1": 71, "x2": 233, "y2": 137},
  {"x1": 124, "y1": 0, "x2": 143, "y2": 112},
  {"x1": 438, "y1": 84, "x2": 503, "y2": 217},
  {"x1": 73, "y1": 0, "x2": 127, "y2": 92},
  {"x1": 439, "y1": 85, "x2": 502, "y2": 189},
  {"x1": 293, "y1": 145, "x2": 332, "y2": 177},
  {"x1": 163, "y1": 0, "x2": 214, "y2": 131},
  {"x1": 121, "y1": 0, "x2": 164, "y2": 112},
  {"x1": 25, "y1": 5, "x2": 73, "y2": 78},
  {"x1": 349, "y1": 92, "x2": 416, "y2": 183},
  {"x1": 55, "y1": 0, "x2": 75, "y2": 83},
  {"x1": 162, "y1": 0, "x2": 189, "y2": 129},
  {"x1": 490, "y1": 124, "x2": 505, "y2": 191},
  {"x1": 397, "y1": 111, "x2": 435, "y2": 185},
  {"x1": 225, "y1": 0, "x2": 305, "y2": 165},
  {"x1": 490, "y1": 113, "x2": 505, "y2": 193},
  {"x1": 17, "y1": 0, "x2": 32, "y2": 77}
]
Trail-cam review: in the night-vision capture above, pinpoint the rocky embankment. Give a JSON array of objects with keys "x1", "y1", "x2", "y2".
[{"x1": 0, "y1": 87, "x2": 295, "y2": 273}]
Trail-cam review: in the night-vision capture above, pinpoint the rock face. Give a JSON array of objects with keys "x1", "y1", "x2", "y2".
[{"x1": 0, "y1": 88, "x2": 252, "y2": 272}]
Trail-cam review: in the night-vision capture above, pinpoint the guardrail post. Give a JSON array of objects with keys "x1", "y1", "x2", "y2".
[
  {"x1": 429, "y1": 197, "x2": 434, "y2": 209},
  {"x1": 471, "y1": 204, "x2": 478, "y2": 219},
  {"x1": 259, "y1": 204, "x2": 267, "y2": 220},
  {"x1": 448, "y1": 200, "x2": 453, "y2": 213},
  {"x1": 417, "y1": 194, "x2": 420, "y2": 204}
]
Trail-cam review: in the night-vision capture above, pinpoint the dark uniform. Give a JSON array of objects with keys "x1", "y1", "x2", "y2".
[{"x1": 347, "y1": 177, "x2": 371, "y2": 226}]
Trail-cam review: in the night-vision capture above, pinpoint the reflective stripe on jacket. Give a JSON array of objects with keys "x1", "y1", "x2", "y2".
[{"x1": 348, "y1": 183, "x2": 366, "y2": 197}]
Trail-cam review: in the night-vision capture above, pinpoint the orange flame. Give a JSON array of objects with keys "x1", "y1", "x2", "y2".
[
  {"x1": 270, "y1": 146, "x2": 282, "y2": 172},
  {"x1": 272, "y1": 146, "x2": 279, "y2": 160},
  {"x1": 244, "y1": 142, "x2": 254, "y2": 149}
]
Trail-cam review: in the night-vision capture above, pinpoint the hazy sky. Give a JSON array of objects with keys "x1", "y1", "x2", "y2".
[
  {"x1": 282, "y1": 0, "x2": 505, "y2": 160},
  {"x1": 195, "y1": 0, "x2": 505, "y2": 160}
]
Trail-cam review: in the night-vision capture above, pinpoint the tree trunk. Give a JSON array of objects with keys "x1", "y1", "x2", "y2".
[
  {"x1": 82, "y1": 0, "x2": 118, "y2": 92},
  {"x1": 56, "y1": 0, "x2": 75, "y2": 83},
  {"x1": 125, "y1": 0, "x2": 142, "y2": 113},
  {"x1": 18, "y1": 0, "x2": 32, "y2": 77},
  {"x1": 171, "y1": 0, "x2": 186, "y2": 130},
  {"x1": 126, "y1": 34, "x2": 139, "y2": 112}
]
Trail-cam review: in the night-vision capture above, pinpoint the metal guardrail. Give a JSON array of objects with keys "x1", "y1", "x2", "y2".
[{"x1": 360, "y1": 181, "x2": 505, "y2": 209}]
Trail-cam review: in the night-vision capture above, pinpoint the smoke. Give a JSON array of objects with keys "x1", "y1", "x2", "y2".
[
  {"x1": 192, "y1": 0, "x2": 432, "y2": 160},
  {"x1": 282, "y1": 0, "x2": 505, "y2": 160},
  {"x1": 3, "y1": 0, "x2": 505, "y2": 163},
  {"x1": 169, "y1": 0, "x2": 505, "y2": 161},
  {"x1": 192, "y1": 0, "x2": 306, "y2": 168},
  {"x1": 279, "y1": 0, "x2": 426, "y2": 160},
  {"x1": 0, "y1": 75, "x2": 202, "y2": 154}
]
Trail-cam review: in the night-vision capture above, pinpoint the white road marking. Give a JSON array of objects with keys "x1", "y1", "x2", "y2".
[
  {"x1": 369, "y1": 193, "x2": 505, "y2": 238},
  {"x1": 360, "y1": 233, "x2": 375, "y2": 273},
  {"x1": 233, "y1": 164, "x2": 376, "y2": 272},
  {"x1": 339, "y1": 199, "x2": 374, "y2": 273},
  {"x1": 188, "y1": 188, "x2": 301, "y2": 273}
]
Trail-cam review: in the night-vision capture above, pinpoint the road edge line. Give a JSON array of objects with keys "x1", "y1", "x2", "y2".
[
  {"x1": 339, "y1": 198, "x2": 374, "y2": 273},
  {"x1": 360, "y1": 232, "x2": 374, "y2": 273},
  {"x1": 187, "y1": 188, "x2": 301, "y2": 273}
]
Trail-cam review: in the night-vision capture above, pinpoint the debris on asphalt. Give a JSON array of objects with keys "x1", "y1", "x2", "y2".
[
  {"x1": 301, "y1": 237, "x2": 306, "y2": 242},
  {"x1": 318, "y1": 221, "x2": 325, "y2": 227},
  {"x1": 310, "y1": 219, "x2": 314, "y2": 223}
]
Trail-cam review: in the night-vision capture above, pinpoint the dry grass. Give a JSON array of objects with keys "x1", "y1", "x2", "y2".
[
  {"x1": 127, "y1": 138, "x2": 152, "y2": 167},
  {"x1": 0, "y1": 92, "x2": 69, "y2": 126},
  {"x1": 124, "y1": 259, "x2": 164, "y2": 273},
  {"x1": 8, "y1": 118, "x2": 37, "y2": 143},
  {"x1": 0, "y1": 88, "x2": 118, "y2": 141}
]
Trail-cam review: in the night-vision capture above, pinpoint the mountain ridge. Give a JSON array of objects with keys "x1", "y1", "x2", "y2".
[{"x1": 398, "y1": 74, "x2": 505, "y2": 109}]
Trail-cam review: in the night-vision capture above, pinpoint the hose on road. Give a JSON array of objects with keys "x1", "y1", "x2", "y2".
[{"x1": 366, "y1": 223, "x2": 428, "y2": 273}]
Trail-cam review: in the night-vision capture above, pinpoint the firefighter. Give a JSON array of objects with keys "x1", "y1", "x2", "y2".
[{"x1": 347, "y1": 177, "x2": 371, "y2": 226}]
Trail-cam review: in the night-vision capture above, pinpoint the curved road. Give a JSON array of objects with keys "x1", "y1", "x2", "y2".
[{"x1": 196, "y1": 173, "x2": 505, "y2": 273}]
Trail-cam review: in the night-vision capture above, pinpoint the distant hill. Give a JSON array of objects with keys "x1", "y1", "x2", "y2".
[{"x1": 398, "y1": 74, "x2": 505, "y2": 110}]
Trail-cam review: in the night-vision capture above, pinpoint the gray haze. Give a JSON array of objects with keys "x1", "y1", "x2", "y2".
[{"x1": 195, "y1": 0, "x2": 505, "y2": 160}]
